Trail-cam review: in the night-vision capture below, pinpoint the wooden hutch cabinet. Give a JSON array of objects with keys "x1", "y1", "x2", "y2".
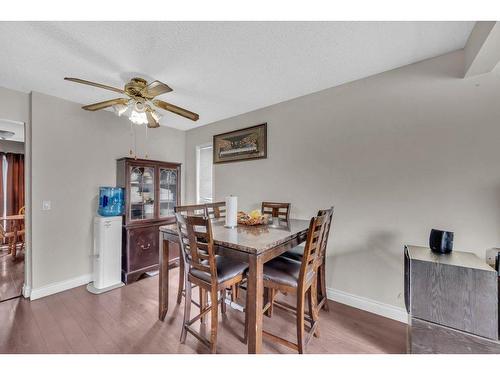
[{"x1": 117, "y1": 157, "x2": 181, "y2": 284}]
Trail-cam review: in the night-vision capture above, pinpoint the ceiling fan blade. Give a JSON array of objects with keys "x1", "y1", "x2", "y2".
[
  {"x1": 153, "y1": 99, "x2": 199, "y2": 121},
  {"x1": 64, "y1": 77, "x2": 125, "y2": 94},
  {"x1": 141, "y1": 80, "x2": 172, "y2": 98},
  {"x1": 146, "y1": 110, "x2": 160, "y2": 128},
  {"x1": 82, "y1": 98, "x2": 128, "y2": 111}
]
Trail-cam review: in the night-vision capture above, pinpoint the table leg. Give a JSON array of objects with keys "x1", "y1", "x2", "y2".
[
  {"x1": 246, "y1": 254, "x2": 264, "y2": 354},
  {"x1": 159, "y1": 236, "x2": 170, "y2": 321}
]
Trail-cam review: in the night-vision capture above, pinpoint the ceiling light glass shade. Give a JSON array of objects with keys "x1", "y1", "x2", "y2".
[
  {"x1": 112, "y1": 103, "x2": 128, "y2": 116},
  {"x1": 151, "y1": 110, "x2": 161, "y2": 123},
  {"x1": 112, "y1": 99, "x2": 158, "y2": 126},
  {"x1": 128, "y1": 110, "x2": 148, "y2": 125}
]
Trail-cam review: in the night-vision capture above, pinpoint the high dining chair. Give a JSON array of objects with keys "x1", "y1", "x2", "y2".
[
  {"x1": 175, "y1": 213, "x2": 248, "y2": 353},
  {"x1": 16, "y1": 206, "x2": 26, "y2": 254},
  {"x1": 174, "y1": 204, "x2": 210, "y2": 311},
  {"x1": 205, "y1": 201, "x2": 247, "y2": 303},
  {"x1": 206, "y1": 201, "x2": 246, "y2": 301},
  {"x1": 278, "y1": 207, "x2": 334, "y2": 313},
  {"x1": 261, "y1": 202, "x2": 291, "y2": 221},
  {"x1": 245, "y1": 213, "x2": 327, "y2": 353},
  {"x1": 266, "y1": 207, "x2": 333, "y2": 317},
  {"x1": 206, "y1": 201, "x2": 226, "y2": 219}
]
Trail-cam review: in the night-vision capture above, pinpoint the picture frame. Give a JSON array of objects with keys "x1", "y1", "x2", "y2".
[{"x1": 213, "y1": 123, "x2": 267, "y2": 164}]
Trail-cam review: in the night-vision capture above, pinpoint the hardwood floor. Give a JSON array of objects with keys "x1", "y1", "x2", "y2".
[
  {"x1": 0, "y1": 247, "x2": 23, "y2": 302},
  {"x1": 0, "y1": 268, "x2": 406, "y2": 354}
]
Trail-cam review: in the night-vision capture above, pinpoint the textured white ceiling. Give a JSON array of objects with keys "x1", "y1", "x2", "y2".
[{"x1": 0, "y1": 22, "x2": 474, "y2": 130}]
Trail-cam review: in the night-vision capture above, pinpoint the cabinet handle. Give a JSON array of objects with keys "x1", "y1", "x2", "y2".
[{"x1": 140, "y1": 243, "x2": 152, "y2": 250}]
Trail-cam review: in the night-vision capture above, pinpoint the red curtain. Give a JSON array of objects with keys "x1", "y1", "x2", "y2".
[{"x1": 5, "y1": 153, "x2": 24, "y2": 217}]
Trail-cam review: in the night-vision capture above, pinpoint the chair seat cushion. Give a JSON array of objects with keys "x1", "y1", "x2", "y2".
[
  {"x1": 263, "y1": 256, "x2": 311, "y2": 288},
  {"x1": 280, "y1": 244, "x2": 304, "y2": 261},
  {"x1": 190, "y1": 256, "x2": 248, "y2": 284}
]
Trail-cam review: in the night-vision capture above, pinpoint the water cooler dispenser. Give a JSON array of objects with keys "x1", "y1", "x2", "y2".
[{"x1": 87, "y1": 187, "x2": 125, "y2": 294}]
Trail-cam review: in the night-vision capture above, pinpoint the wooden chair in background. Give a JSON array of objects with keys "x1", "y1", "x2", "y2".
[
  {"x1": 250, "y1": 213, "x2": 327, "y2": 354},
  {"x1": 206, "y1": 202, "x2": 226, "y2": 219},
  {"x1": 0, "y1": 223, "x2": 16, "y2": 257},
  {"x1": 261, "y1": 202, "x2": 291, "y2": 221},
  {"x1": 16, "y1": 206, "x2": 26, "y2": 255},
  {"x1": 175, "y1": 213, "x2": 248, "y2": 353}
]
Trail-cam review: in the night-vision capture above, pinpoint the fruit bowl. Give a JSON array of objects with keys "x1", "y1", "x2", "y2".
[{"x1": 237, "y1": 210, "x2": 270, "y2": 226}]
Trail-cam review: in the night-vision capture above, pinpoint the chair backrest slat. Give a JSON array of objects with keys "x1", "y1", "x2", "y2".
[
  {"x1": 299, "y1": 214, "x2": 328, "y2": 286},
  {"x1": 174, "y1": 204, "x2": 208, "y2": 217},
  {"x1": 261, "y1": 202, "x2": 291, "y2": 221},
  {"x1": 206, "y1": 202, "x2": 226, "y2": 219},
  {"x1": 316, "y1": 207, "x2": 334, "y2": 260}
]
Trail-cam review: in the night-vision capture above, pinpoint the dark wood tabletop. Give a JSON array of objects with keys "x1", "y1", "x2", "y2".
[{"x1": 159, "y1": 218, "x2": 309, "y2": 254}]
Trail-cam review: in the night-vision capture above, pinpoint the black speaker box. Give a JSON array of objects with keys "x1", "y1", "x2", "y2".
[{"x1": 429, "y1": 229, "x2": 454, "y2": 254}]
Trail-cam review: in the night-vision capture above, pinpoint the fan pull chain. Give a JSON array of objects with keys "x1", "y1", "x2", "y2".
[
  {"x1": 133, "y1": 124, "x2": 137, "y2": 160},
  {"x1": 129, "y1": 122, "x2": 134, "y2": 157},
  {"x1": 144, "y1": 125, "x2": 149, "y2": 159}
]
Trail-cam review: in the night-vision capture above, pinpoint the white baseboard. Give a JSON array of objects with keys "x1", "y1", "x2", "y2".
[
  {"x1": 22, "y1": 283, "x2": 31, "y2": 298},
  {"x1": 30, "y1": 274, "x2": 92, "y2": 301},
  {"x1": 327, "y1": 287, "x2": 408, "y2": 323}
]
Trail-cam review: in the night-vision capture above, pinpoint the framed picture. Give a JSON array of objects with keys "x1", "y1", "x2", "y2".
[{"x1": 213, "y1": 123, "x2": 267, "y2": 164}]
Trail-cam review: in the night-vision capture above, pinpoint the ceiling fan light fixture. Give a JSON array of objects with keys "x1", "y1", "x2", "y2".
[{"x1": 66, "y1": 76, "x2": 199, "y2": 125}]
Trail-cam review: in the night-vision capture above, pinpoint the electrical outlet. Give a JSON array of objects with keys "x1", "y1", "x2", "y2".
[{"x1": 42, "y1": 200, "x2": 51, "y2": 211}]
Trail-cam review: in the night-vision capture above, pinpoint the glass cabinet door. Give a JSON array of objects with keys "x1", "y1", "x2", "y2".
[
  {"x1": 159, "y1": 168, "x2": 177, "y2": 218},
  {"x1": 129, "y1": 166, "x2": 155, "y2": 221}
]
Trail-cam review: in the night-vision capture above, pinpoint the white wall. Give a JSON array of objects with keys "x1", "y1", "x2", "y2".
[
  {"x1": 30, "y1": 92, "x2": 185, "y2": 295},
  {"x1": 185, "y1": 50, "x2": 500, "y2": 312},
  {"x1": 0, "y1": 86, "x2": 29, "y2": 124}
]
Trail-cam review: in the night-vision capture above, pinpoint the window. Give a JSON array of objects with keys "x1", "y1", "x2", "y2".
[{"x1": 196, "y1": 144, "x2": 213, "y2": 203}]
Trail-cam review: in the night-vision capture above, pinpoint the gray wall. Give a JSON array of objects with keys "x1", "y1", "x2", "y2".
[
  {"x1": 31, "y1": 92, "x2": 186, "y2": 290},
  {"x1": 0, "y1": 140, "x2": 24, "y2": 154},
  {"x1": 185, "y1": 50, "x2": 500, "y2": 310},
  {"x1": 0, "y1": 86, "x2": 29, "y2": 124}
]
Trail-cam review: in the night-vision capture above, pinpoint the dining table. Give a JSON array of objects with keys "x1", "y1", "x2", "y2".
[{"x1": 158, "y1": 217, "x2": 310, "y2": 354}]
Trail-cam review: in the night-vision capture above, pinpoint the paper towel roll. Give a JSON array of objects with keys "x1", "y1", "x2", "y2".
[{"x1": 225, "y1": 195, "x2": 238, "y2": 228}]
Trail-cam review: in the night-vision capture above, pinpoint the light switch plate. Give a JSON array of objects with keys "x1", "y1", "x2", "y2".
[{"x1": 42, "y1": 200, "x2": 51, "y2": 210}]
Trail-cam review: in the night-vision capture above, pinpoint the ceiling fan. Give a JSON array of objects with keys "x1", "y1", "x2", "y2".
[{"x1": 64, "y1": 77, "x2": 199, "y2": 128}]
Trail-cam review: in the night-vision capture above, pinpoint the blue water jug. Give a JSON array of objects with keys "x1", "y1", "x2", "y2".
[{"x1": 98, "y1": 187, "x2": 124, "y2": 217}]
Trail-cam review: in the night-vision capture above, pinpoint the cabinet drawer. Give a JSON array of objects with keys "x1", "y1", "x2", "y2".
[{"x1": 127, "y1": 226, "x2": 159, "y2": 271}]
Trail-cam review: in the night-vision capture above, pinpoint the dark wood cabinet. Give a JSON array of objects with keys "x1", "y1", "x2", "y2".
[{"x1": 117, "y1": 157, "x2": 181, "y2": 284}]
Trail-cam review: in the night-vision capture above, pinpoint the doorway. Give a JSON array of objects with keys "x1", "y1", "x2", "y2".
[{"x1": 0, "y1": 119, "x2": 25, "y2": 303}]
